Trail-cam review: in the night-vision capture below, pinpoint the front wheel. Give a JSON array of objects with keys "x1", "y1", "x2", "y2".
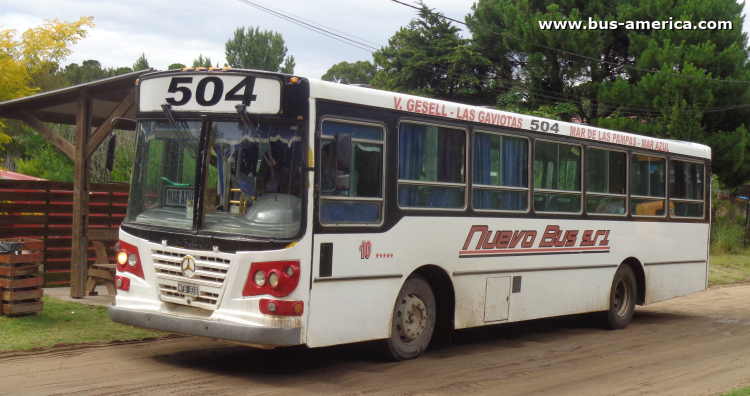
[
  {"x1": 600, "y1": 265, "x2": 637, "y2": 330},
  {"x1": 383, "y1": 275, "x2": 436, "y2": 360}
]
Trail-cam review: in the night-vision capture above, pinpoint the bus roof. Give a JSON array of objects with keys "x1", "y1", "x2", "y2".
[{"x1": 307, "y1": 78, "x2": 711, "y2": 160}]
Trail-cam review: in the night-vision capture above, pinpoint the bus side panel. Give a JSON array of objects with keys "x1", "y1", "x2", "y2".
[
  {"x1": 306, "y1": 233, "x2": 404, "y2": 348},
  {"x1": 645, "y1": 262, "x2": 708, "y2": 305},
  {"x1": 452, "y1": 269, "x2": 613, "y2": 329}
]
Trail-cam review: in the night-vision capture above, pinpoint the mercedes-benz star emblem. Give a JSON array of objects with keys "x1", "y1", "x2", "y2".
[{"x1": 180, "y1": 256, "x2": 196, "y2": 278}]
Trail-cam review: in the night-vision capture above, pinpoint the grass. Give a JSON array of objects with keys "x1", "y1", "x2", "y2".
[
  {"x1": 0, "y1": 295, "x2": 161, "y2": 351},
  {"x1": 709, "y1": 250, "x2": 750, "y2": 285},
  {"x1": 722, "y1": 387, "x2": 750, "y2": 396}
]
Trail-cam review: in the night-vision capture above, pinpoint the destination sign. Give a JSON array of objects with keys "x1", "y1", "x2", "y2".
[{"x1": 139, "y1": 74, "x2": 281, "y2": 114}]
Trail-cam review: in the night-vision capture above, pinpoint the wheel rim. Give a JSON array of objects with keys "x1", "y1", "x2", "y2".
[
  {"x1": 396, "y1": 293, "x2": 428, "y2": 344},
  {"x1": 613, "y1": 278, "x2": 632, "y2": 318}
]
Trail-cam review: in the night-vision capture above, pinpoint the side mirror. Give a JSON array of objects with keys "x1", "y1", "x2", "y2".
[
  {"x1": 334, "y1": 133, "x2": 352, "y2": 192},
  {"x1": 105, "y1": 132, "x2": 117, "y2": 172},
  {"x1": 334, "y1": 133, "x2": 351, "y2": 172},
  {"x1": 335, "y1": 174, "x2": 350, "y2": 191}
]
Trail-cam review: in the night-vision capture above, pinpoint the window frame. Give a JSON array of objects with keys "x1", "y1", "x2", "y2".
[
  {"x1": 629, "y1": 151, "x2": 668, "y2": 218},
  {"x1": 470, "y1": 129, "x2": 531, "y2": 214},
  {"x1": 668, "y1": 157, "x2": 706, "y2": 219},
  {"x1": 318, "y1": 117, "x2": 387, "y2": 228},
  {"x1": 396, "y1": 119, "x2": 469, "y2": 212},
  {"x1": 585, "y1": 146, "x2": 629, "y2": 217},
  {"x1": 532, "y1": 138, "x2": 584, "y2": 215}
]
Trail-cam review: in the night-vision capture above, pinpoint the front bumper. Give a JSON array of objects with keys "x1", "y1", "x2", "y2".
[{"x1": 109, "y1": 305, "x2": 302, "y2": 347}]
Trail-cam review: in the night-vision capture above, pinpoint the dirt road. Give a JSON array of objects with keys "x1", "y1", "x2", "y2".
[{"x1": 3, "y1": 283, "x2": 750, "y2": 396}]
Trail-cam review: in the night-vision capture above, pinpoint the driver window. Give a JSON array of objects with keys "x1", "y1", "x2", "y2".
[{"x1": 319, "y1": 120, "x2": 384, "y2": 225}]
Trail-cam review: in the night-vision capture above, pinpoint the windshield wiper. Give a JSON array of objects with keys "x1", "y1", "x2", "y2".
[
  {"x1": 161, "y1": 104, "x2": 198, "y2": 159},
  {"x1": 236, "y1": 104, "x2": 276, "y2": 168}
]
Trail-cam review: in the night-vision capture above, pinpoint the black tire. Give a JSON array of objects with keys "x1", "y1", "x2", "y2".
[
  {"x1": 383, "y1": 275, "x2": 436, "y2": 361},
  {"x1": 601, "y1": 265, "x2": 637, "y2": 330}
]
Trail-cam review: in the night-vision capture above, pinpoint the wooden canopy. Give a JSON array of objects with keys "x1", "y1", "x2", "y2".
[{"x1": 0, "y1": 70, "x2": 150, "y2": 298}]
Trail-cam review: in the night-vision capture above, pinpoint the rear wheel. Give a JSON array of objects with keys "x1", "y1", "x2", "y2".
[
  {"x1": 384, "y1": 275, "x2": 436, "y2": 360},
  {"x1": 601, "y1": 265, "x2": 637, "y2": 330}
]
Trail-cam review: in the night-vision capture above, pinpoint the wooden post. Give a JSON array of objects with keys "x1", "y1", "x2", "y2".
[{"x1": 70, "y1": 93, "x2": 92, "y2": 298}]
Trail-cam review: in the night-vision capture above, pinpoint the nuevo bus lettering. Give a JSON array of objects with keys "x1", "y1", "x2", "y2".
[{"x1": 110, "y1": 69, "x2": 710, "y2": 360}]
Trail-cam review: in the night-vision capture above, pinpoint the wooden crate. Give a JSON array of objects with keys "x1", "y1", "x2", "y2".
[{"x1": 0, "y1": 238, "x2": 44, "y2": 316}]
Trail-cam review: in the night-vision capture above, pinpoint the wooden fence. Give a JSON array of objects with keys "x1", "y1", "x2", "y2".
[{"x1": 0, "y1": 179, "x2": 129, "y2": 287}]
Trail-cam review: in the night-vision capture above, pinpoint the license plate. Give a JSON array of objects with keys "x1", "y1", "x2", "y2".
[{"x1": 177, "y1": 282, "x2": 199, "y2": 297}]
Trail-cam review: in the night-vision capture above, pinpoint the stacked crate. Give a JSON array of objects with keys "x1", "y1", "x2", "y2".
[{"x1": 0, "y1": 238, "x2": 44, "y2": 316}]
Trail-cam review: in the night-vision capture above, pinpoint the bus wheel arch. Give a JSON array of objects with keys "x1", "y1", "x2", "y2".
[
  {"x1": 412, "y1": 265, "x2": 456, "y2": 332},
  {"x1": 621, "y1": 257, "x2": 646, "y2": 306}
]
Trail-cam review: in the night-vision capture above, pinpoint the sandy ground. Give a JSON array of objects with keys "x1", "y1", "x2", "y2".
[{"x1": 3, "y1": 283, "x2": 750, "y2": 396}]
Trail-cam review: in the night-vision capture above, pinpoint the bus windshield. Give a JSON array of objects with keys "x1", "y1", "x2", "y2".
[{"x1": 126, "y1": 119, "x2": 305, "y2": 239}]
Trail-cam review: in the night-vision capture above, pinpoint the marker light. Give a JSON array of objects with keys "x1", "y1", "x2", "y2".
[
  {"x1": 259, "y1": 299, "x2": 304, "y2": 316},
  {"x1": 209, "y1": 67, "x2": 216, "y2": 71},
  {"x1": 222, "y1": 67, "x2": 231, "y2": 70},
  {"x1": 254, "y1": 271, "x2": 266, "y2": 286},
  {"x1": 128, "y1": 253, "x2": 137, "y2": 267},
  {"x1": 289, "y1": 77, "x2": 299, "y2": 83},
  {"x1": 117, "y1": 251, "x2": 128, "y2": 265},
  {"x1": 195, "y1": 67, "x2": 206, "y2": 71},
  {"x1": 115, "y1": 275, "x2": 130, "y2": 291},
  {"x1": 268, "y1": 272, "x2": 279, "y2": 288}
]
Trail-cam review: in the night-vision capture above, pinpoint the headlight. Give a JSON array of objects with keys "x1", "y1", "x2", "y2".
[
  {"x1": 268, "y1": 272, "x2": 279, "y2": 288},
  {"x1": 254, "y1": 271, "x2": 266, "y2": 286},
  {"x1": 117, "y1": 251, "x2": 128, "y2": 265},
  {"x1": 127, "y1": 253, "x2": 137, "y2": 267}
]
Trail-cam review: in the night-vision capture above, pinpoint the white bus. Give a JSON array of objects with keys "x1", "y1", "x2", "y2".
[{"x1": 110, "y1": 68, "x2": 711, "y2": 360}]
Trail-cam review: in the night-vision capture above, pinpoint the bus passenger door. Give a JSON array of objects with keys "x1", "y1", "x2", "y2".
[{"x1": 485, "y1": 276, "x2": 511, "y2": 322}]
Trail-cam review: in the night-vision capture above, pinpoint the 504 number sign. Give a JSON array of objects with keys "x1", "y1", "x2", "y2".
[{"x1": 138, "y1": 74, "x2": 282, "y2": 114}]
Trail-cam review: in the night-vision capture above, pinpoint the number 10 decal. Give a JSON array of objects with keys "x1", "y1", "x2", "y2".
[{"x1": 359, "y1": 241, "x2": 372, "y2": 259}]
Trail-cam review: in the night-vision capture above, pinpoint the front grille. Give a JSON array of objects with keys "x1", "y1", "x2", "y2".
[{"x1": 152, "y1": 249, "x2": 232, "y2": 310}]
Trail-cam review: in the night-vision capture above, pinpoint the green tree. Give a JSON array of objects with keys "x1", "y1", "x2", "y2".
[
  {"x1": 63, "y1": 60, "x2": 117, "y2": 85},
  {"x1": 322, "y1": 60, "x2": 377, "y2": 85},
  {"x1": 167, "y1": 63, "x2": 186, "y2": 70},
  {"x1": 192, "y1": 54, "x2": 212, "y2": 68},
  {"x1": 468, "y1": 0, "x2": 750, "y2": 188},
  {"x1": 114, "y1": 66, "x2": 133, "y2": 75},
  {"x1": 225, "y1": 26, "x2": 295, "y2": 73},
  {"x1": 132, "y1": 52, "x2": 150, "y2": 71},
  {"x1": 371, "y1": 3, "x2": 493, "y2": 104}
]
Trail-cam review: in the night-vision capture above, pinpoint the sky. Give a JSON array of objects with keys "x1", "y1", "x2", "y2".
[
  {"x1": 2, "y1": 0, "x2": 749, "y2": 80},
  {"x1": 1, "y1": 0, "x2": 475, "y2": 79}
]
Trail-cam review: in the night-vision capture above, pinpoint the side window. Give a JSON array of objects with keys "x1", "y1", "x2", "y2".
[
  {"x1": 398, "y1": 122, "x2": 466, "y2": 209},
  {"x1": 472, "y1": 131, "x2": 528, "y2": 211},
  {"x1": 533, "y1": 140, "x2": 581, "y2": 213},
  {"x1": 669, "y1": 160, "x2": 704, "y2": 218},
  {"x1": 319, "y1": 120, "x2": 384, "y2": 225},
  {"x1": 586, "y1": 148, "x2": 627, "y2": 215},
  {"x1": 630, "y1": 154, "x2": 666, "y2": 216}
]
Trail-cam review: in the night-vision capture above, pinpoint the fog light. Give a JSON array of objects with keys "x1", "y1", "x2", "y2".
[
  {"x1": 117, "y1": 251, "x2": 128, "y2": 265},
  {"x1": 267, "y1": 302, "x2": 277, "y2": 312},
  {"x1": 254, "y1": 271, "x2": 265, "y2": 286},
  {"x1": 127, "y1": 253, "x2": 137, "y2": 267},
  {"x1": 285, "y1": 266, "x2": 294, "y2": 276},
  {"x1": 268, "y1": 272, "x2": 279, "y2": 288}
]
